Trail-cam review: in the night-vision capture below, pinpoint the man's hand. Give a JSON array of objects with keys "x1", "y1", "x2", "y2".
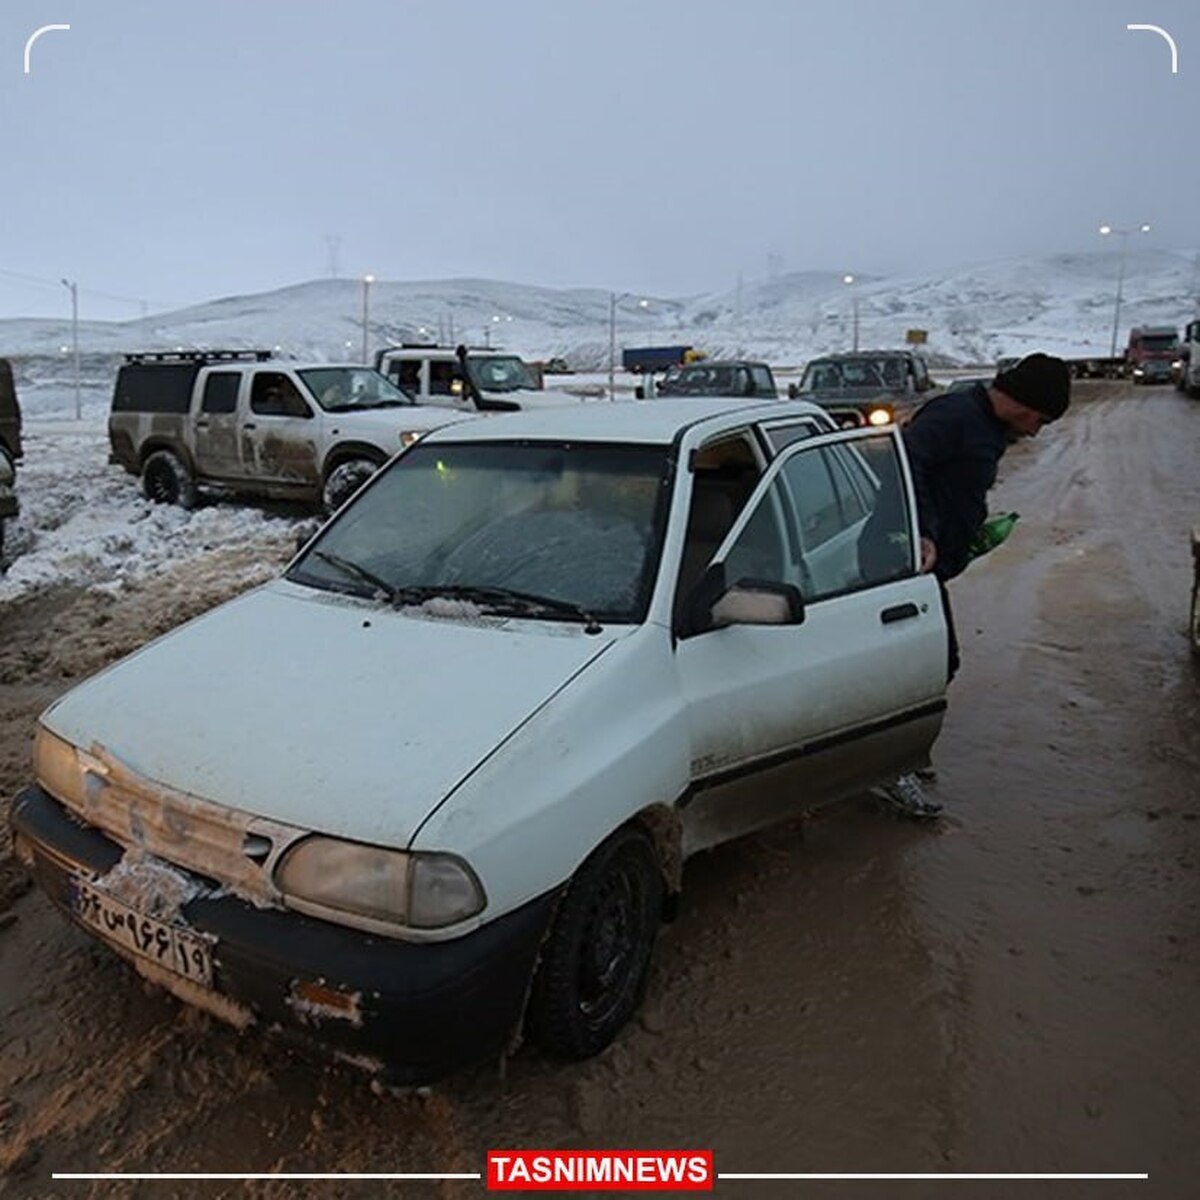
[{"x1": 919, "y1": 537, "x2": 937, "y2": 574}]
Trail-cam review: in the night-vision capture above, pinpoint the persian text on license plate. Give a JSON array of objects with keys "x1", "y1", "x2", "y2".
[{"x1": 70, "y1": 875, "x2": 214, "y2": 987}]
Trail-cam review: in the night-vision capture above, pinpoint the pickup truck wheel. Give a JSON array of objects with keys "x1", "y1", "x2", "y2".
[
  {"x1": 322, "y1": 458, "x2": 378, "y2": 514},
  {"x1": 526, "y1": 826, "x2": 662, "y2": 1060},
  {"x1": 142, "y1": 450, "x2": 197, "y2": 509}
]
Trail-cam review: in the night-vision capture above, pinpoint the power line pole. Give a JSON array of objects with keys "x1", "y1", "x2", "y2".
[{"x1": 61, "y1": 278, "x2": 80, "y2": 419}]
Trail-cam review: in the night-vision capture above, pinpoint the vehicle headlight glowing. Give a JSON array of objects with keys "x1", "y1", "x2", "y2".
[
  {"x1": 867, "y1": 407, "x2": 893, "y2": 426},
  {"x1": 34, "y1": 727, "x2": 87, "y2": 807},
  {"x1": 275, "y1": 837, "x2": 484, "y2": 930}
]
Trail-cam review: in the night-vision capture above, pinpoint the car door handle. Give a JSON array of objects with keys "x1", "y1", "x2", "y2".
[
  {"x1": 195, "y1": 419, "x2": 210, "y2": 428},
  {"x1": 243, "y1": 422, "x2": 256, "y2": 430},
  {"x1": 880, "y1": 602, "x2": 919, "y2": 624}
]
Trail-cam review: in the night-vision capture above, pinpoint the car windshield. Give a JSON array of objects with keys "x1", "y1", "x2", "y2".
[
  {"x1": 663, "y1": 365, "x2": 738, "y2": 395},
  {"x1": 465, "y1": 356, "x2": 538, "y2": 393},
  {"x1": 299, "y1": 368, "x2": 415, "y2": 411},
  {"x1": 288, "y1": 441, "x2": 673, "y2": 623},
  {"x1": 1137, "y1": 335, "x2": 1177, "y2": 352},
  {"x1": 799, "y1": 359, "x2": 893, "y2": 391}
]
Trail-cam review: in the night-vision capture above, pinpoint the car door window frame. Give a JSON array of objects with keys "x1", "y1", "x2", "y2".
[{"x1": 711, "y1": 425, "x2": 917, "y2": 607}]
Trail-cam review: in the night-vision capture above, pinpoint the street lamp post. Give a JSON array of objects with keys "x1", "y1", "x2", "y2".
[
  {"x1": 61, "y1": 278, "x2": 80, "y2": 419},
  {"x1": 361, "y1": 274, "x2": 375, "y2": 364},
  {"x1": 1098, "y1": 223, "x2": 1150, "y2": 359},
  {"x1": 842, "y1": 273, "x2": 859, "y2": 352},
  {"x1": 608, "y1": 293, "x2": 649, "y2": 401}
]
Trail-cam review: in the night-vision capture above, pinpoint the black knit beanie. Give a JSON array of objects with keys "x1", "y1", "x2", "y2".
[{"x1": 994, "y1": 353, "x2": 1071, "y2": 420}]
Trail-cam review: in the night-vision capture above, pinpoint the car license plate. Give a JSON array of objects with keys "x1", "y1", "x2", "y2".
[{"x1": 70, "y1": 874, "x2": 214, "y2": 987}]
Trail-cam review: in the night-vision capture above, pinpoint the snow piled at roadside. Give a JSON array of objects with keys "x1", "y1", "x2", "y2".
[{"x1": 1, "y1": 418, "x2": 302, "y2": 604}]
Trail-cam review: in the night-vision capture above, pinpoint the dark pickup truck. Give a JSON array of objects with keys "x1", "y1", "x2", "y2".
[{"x1": 789, "y1": 350, "x2": 936, "y2": 428}]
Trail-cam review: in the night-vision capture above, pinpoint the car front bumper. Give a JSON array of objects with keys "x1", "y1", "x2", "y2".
[{"x1": 9, "y1": 785, "x2": 559, "y2": 1085}]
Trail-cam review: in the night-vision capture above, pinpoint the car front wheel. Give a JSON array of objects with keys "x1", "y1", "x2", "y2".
[
  {"x1": 322, "y1": 458, "x2": 379, "y2": 514},
  {"x1": 526, "y1": 825, "x2": 662, "y2": 1060},
  {"x1": 141, "y1": 449, "x2": 197, "y2": 508}
]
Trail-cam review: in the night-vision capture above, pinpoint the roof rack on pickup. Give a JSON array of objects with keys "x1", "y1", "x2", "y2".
[
  {"x1": 122, "y1": 349, "x2": 275, "y2": 365},
  {"x1": 379, "y1": 343, "x2": 497, "y2": 352}
]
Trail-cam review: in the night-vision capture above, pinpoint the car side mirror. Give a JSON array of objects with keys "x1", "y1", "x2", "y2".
[
  {"x1": 711, "y1": 580, "x2": 804, "y2": 628},
  {"x1": 787, "y1": 383, "x2": 799, "y2": 399},
  {"x1": 680, "y1": 562, "x2": 805, "y2": 638}
]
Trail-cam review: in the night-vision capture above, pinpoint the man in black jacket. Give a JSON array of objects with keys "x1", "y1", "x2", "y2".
[{"x1": 878, "y1": 352, "x2": 1071, "y2": 817}]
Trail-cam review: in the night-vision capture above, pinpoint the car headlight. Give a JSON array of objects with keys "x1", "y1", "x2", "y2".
[
  {"x1": 1172, "y1": 359, "x2": 1183, "y2": 370},
  {"x1": 399, "y1": 430, "x2": 424, "y2": 448},
  {"x1": 34, "y1": 726, "x2": 89, "y2": 807},
  {"x1": 867, "y1": 407, "x2": 893, "y2": 426},
  {"x1": 275, "y1": 836, "x2": 485, "y2": 931}
]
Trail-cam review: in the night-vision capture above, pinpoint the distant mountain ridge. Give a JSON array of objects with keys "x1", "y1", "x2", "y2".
[{"x1": 3, "y1": 250, "x2": 1197, "y2": 377}]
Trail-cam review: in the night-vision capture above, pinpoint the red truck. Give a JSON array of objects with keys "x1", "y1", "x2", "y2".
[{"x1": 1126, "y1": 325, "x2": 1179, "y2": 385}]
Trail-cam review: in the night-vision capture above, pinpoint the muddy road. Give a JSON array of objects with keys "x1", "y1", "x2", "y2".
[{"x1": 1, "y1": 383, "x2": 1197, "y2": 1200}]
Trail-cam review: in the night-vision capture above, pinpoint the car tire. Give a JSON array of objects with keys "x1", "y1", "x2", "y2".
[
  {"x1": 322, "y1": 458, "x2": 378, "y2": 515},
  {"x1": 142, "y1": 450, "x2": 197, "y2": 509},
  {"x1": 525, "y1": 825, "x2": 662, "y2": 1061}
]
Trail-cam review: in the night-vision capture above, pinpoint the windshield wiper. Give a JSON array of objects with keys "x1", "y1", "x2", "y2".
[
  {"x1": 393, "y1": 584, "x2": 603, "y2": 633},
  {"x1": 309, "y1": 550, "x2": 397, "y2": 601}
]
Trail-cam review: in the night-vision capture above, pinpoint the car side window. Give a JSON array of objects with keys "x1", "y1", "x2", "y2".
[
  {"x1": 201, "y1": 372, "x2": 240, "y2": 415},
  {"x1": 779, "y1": 436, "x2": 912, "y2": 600},
  {"x1": 428, "y1": 361, "x2": 457, "y2": 395},
  {"x1": 761, "y1": 420, "x2": 820, "y2": 453},
  {"x1": 751, "y1": 366, "x2": 774, "y2": 396},
  {"x1": 250, "y1": 373, "x2": 311, "y2": 418},
  {"x1": 787, "y1": 448, "x2": 842, "y2": 548},
  {"x1": 719, "y1": 432, "x2": 913, "y2": 606}
]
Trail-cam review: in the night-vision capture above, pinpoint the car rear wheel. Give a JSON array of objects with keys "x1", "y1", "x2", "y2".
[
  {"x1": 526, "y1": 825, "x2": 662, "y2": 1060},
  {"x1": 322, "y1": 457, "x2": 379, "y2": 514},
  {"x1": 141, "y1": 450, "x2": 197, "y2": 509}
]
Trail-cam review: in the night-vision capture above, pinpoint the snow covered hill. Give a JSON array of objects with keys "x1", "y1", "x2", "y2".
[{"x1": 3, "y1": 249, "x2": 1198, "y2": 413}]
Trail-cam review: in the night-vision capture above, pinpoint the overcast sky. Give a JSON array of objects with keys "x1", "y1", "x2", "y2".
[{"x1": 2, "y1": 0, "x2": 1197, "y2": 319}]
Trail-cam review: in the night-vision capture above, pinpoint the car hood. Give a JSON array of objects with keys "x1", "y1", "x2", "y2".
[
  {"x1": 479, "y1": 387, "x2": 587, "y2": 410},
  {"x1": 328, "y1": 405, "x2": 472, "y2": 436},
  {"x1": 42, "y1": 581, "x2": 618, "y2": 847}
]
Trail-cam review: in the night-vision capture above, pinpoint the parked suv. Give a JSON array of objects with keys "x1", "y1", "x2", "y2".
[
  {"x1": 790, "y1": 350, "x2": 936, "y2": 428},
  {"x1": 375, "y1": 344, "x2": 583, "y2": 412},
  {"x1": 655, "y1": 360, "x2": 778, "y2": 399},
  {"x1": 0, "y1": 358, "x2": 22, "y2": 560},
  {"x1": 108, "y1": 350, "x2": 468, "y2": 512}
]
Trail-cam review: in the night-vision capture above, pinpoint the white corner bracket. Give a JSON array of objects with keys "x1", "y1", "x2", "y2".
[
  {"x1": 1126, "y1": 24, "x2": 1179, "y2": 74},
  {"x1": 24, "y1": 23, "x2": 71, "y2": 75}
]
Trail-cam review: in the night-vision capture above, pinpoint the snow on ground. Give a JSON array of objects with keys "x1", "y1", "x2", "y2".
[{"x1": 1, "y1": 387, "x2": 301, "y2": 604}]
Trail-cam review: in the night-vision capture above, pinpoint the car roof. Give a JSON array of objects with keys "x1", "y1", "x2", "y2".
[
  {"x1": 676, "y1": 359, "x2": 771, "y2": 369},
  {"x1": 423, "y1": 397, "x2": 828, "y2": 445},
  {"x1": 808, "y1": 350, "x2": 920, "y2": 362}
]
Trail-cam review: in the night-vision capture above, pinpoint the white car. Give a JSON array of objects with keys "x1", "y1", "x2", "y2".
[{"x1": 11, "y1": 398, "x2": 948, "y2": 1084}]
